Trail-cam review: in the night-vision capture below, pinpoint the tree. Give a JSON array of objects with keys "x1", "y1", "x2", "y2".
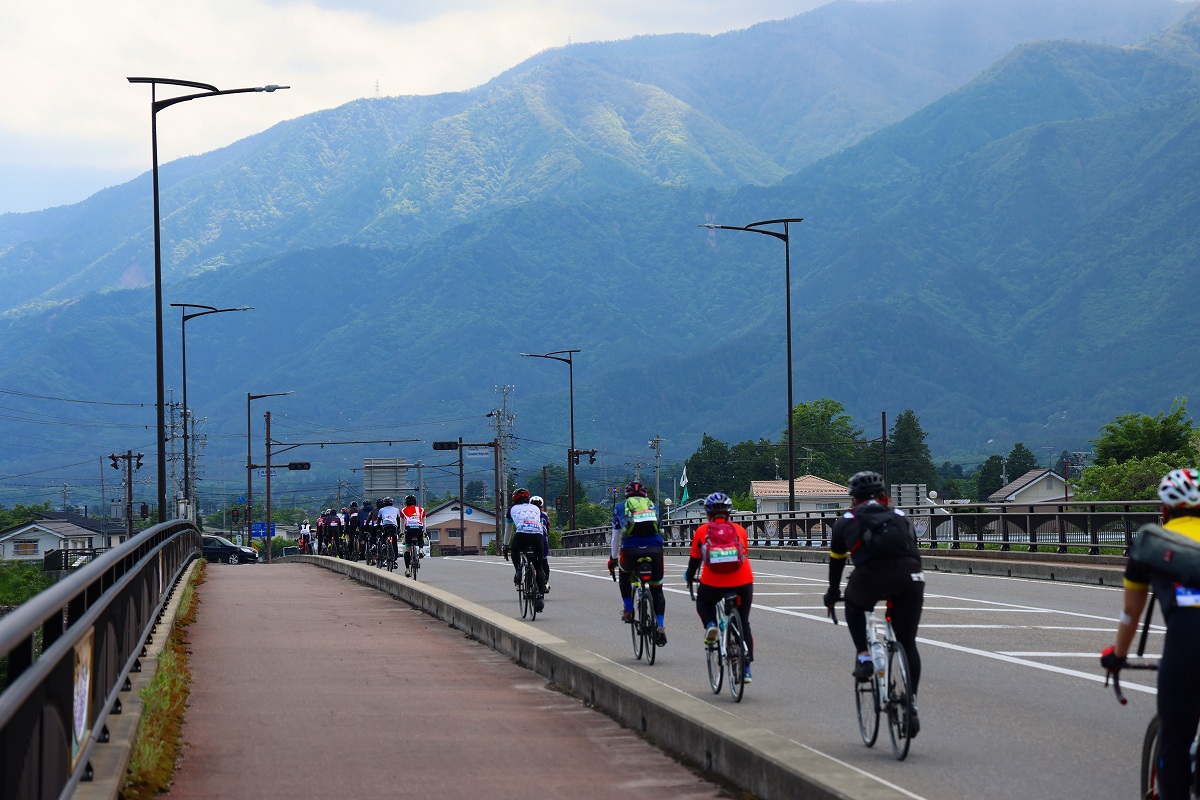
[
  {"x1": 1006, "y1": 443, "x2": 1040, "y2": 479},
  {"x1": 888, "y1": 409, "x2": 937, "y2": 487},
  {"x1": 1073, "y1": 454, "x2": 1177, "y2": 503},
  {"x1": 0, "y1": 561, "x2": 53, "y2": 607},
  {"x1": 464, "y1": 480, "x2": 487, "y2": 503},
  {"x1": 684, "y1": 434, "x2": 733, "y2": 500},
  {"x1": 784, "y1": 398, "x2": 872, "y2": 482},
  {"x1": 1092, "y1": 398, "x2": 1197, "y2": 465},
  {"x1": 0, "y1": 502, "x2": 51, "y2": 530},
  {"x1": 975, "y1": 455, "x2": 1006, "y2": 500}
]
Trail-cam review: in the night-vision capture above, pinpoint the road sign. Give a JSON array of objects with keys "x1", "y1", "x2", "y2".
[
  {"x1": 251, "y1": 522, "x2": 276, "y2": 538},
  {"x1": 256, "y1": 468, "x2": 280, "y2": 478},
  {"x1": 464, "y1": 446, "x2": 491, "y2": 459}
]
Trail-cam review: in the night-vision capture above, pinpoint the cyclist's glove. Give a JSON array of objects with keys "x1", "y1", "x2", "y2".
[
  {"x1": 684, "y1": 569, "x2": 696, "y2": 585},
  {"x1": 823, "y1": 587, "x2": 842, "y2": 608},
  {"x1": 607, "y1": 558, "x2": 617, "y2": 577},
  {"x1": 1100, "y1": 646, "x2": 1126, "y2": 673},
  {"x1": 502, "y1": 546, "x2": 510, "y2": 561}
]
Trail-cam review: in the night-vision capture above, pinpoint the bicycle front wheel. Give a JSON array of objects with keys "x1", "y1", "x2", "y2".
[
  {"x1": 517, "y1": 561, "x2": 528, "y2": 618},
  {"x1": 855, "y1": 666, "x2": 880, "y2": 747},
  {"x1": 1141, "y1": 715, "x2": 1161, "y2": 799},
  {"x1": 525, "y1": 564, "x2": 538, "y2": 621},
  {"x1": 886, "y1": 640, "x2": 913, "y2": 761},
  {"x1": 725, "y1": 612, "x2": 745, "y2": 702},
  {"x1": 410, "y1": 546, "x2": 420, "y2": 580},
  {"x1": 706, "y1": 623, "x2": 723, "y2": 694}
]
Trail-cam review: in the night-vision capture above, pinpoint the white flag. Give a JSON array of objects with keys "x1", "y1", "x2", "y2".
[{"x1": 679, "y1": 466, "x2": 688, "y2": 488}]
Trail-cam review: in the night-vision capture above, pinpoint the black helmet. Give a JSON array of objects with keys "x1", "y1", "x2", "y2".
[
  {"x1": 383, "y1": 497, "x2": 393, "y2": 507},
  {"x1": 625, "y1": 481, "x2": 648, "y2": 498},
  {"x1": 405, "y1": 495, "x2": 417, "y2": 506},
  {"x1": 848, "y1": 471, "x2": 886, "y2": 500}
]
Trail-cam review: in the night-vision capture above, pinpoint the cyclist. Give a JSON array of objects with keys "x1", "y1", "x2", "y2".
[
  {"x1": 1102, "y1": 468, "x2": 1200, "y2": 800},
  {"x1": 502, "y1": 488, "x2": 546, "y2": 611},
  {"x1": 401, "y1": 494, "x2": 427, "y2": 577},
  {"x1": 376, "y1": 497, "x2": 400, "y2": 569},
  {"x1": 530, "y1": 495, "x2": 551, "y2": 592},
  {"x1": 356, "y1": 500, "x2": 374, "y2": 561},
  {"x1": 684, "y1": 492, "x2": 755, "y2": 682},
  {"x1": 344, "y1": 501, "x2": 361, "y2": 561},
  {"x1": 609, "y1": 481, "x2": 667, "y2": 646},
  {"x1": 823, "y1": 470, "x2": 925, "y2": 737}
]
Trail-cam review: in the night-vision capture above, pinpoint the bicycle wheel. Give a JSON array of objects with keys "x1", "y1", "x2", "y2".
[
  {"x1": 642, "y1": 589, "x2": 657, "y2": 666},
  {"x1": 855, "y1": 662, "x2": 880, "y2": 747},
  {"x1": 886, "y1": 640, "x2": 913, "y2": 761},
  {"x1": 631, "y1": 586, "x2": 645, "y2": 660},
  {"x1": 525, "y1": 561, "x2": 538, "y2": 621},
  {"x1": 706, "y1": 626, "x2": 723, "y2": 694},
  {"x1": 410, "y1": 546, "x2": 420, "y2": 580},
  {"x1": 725, "y1": 612, "x2": 745, "y2": 702},
  {"x1": 517, "y1": 559, "x2": 528, "y2": 618},
  {"x1": 1141, "y1": 715, "x2": 1161, "y2": 799}
]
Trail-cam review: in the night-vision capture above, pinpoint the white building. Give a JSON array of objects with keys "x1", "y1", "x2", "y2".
[{"x1": 750, "y1": 475, "x2": 850, "y2": 513}]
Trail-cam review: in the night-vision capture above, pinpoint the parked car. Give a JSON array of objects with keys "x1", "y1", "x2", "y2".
[{"x1": 202, "y1": 535, "x2": 259, "y2": 564}]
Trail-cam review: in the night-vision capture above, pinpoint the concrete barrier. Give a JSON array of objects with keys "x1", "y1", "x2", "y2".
[{"x1": 295, "y1": 555, "x2": 911, "y2": 800}]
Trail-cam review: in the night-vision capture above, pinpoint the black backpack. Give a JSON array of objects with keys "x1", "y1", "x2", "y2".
[
  {"x1": 853, "y1": 510, "x2": 919, "y2": 560},
  {"x1": 1130, "y1": 523, "x2": 1200, "y2": 588}
]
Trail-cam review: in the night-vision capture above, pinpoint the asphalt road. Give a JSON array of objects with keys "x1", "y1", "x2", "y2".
[{"x1": 403, "y1": 552, "x2": 1158, "y2": 800}]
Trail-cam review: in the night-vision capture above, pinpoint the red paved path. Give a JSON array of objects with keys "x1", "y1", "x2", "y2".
[{"x1": 164, "y1": 564, "x2": 731, "y2": 799}]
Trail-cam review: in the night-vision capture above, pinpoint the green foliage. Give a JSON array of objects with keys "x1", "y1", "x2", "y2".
[
  {"x1": 1006, "y1": 443, "x2": 1041, "y2": 477},
  {"x1": 0, "y1": 561, "x2": 53, "y2": 606},
  {"x1": 888, "y1": 410, "x2": 938, "y2": 487},
  {"x1": 1073, "y1": 454, "x2": 1178, "y2": 502},
  {"x1": 786, "y1": 399, "x2": 875, "y2": 483},
  {"x1": 464, "y1": 480, "x2": 487, "y2": 503},
  {"x1": 1092, "y1": 398, "x2": 1197, "y2": 465},
  {"x1": 573, "y1": 502, "x2": 611, "y2": 529},
  {"x1": 0, "y1": 502, "x2": 50, "y2": 531},
  {"x1": 976, "y1": 455, "x2": 1007, "y2": 501}
]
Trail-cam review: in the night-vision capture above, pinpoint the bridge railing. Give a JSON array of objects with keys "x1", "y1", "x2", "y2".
[
  {"x1": 0, "y1": 520, "x2": 200, "y2": 800},
  {"x1": 561, "y1": 501, "x2": 1159, "y2": 556}
]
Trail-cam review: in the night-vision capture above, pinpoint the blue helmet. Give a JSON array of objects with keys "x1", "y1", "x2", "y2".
[{"x1": 703, "y1": 492, "x2": 733, "y2": 515}]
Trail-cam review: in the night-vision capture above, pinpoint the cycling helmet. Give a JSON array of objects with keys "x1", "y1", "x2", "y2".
[
  {"x1": 1158, "y1": 468, "x2": 1200, "y2": 509},
  {"x1": 847, "y1": 470, "x2": 886, "y2": 500},
  {"x1": 383, "y1": 497, "x2": 393, "y2": 507},
  {"x1": 530, "y1": 495, "x2": 544, "y2": 507},
  {"x1": 703, "y1": 491, "x2": 733, "y2": 515},
  {"x1": 511, "y1": 487, "x2": 531, "y2": 504},
  {"x1": 405, "y1": 495, "x2": 417, "y2": 506},
  {"x1": 625, "y1": 481, "x2": 648, "y2": 498}
]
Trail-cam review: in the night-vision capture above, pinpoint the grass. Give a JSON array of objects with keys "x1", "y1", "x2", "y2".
[{"x1": 120, "y1": 559, "x2": 206, "y2": 800}]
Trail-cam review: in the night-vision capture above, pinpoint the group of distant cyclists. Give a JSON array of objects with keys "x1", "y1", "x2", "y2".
[{"x1": 299, "y1": 495, "x2": 428, "y2": 577}]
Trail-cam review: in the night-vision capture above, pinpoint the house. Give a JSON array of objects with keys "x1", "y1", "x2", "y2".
[
  {"x1": 750, "y1": 475, "x2": 851, "y2": 514},
  {"x1": 987, "y1": 469, "x2": 1073, "y2": 507},
  {"x1": 424, "y1": 500, "x2": 500, "y2": 555},
  {"x1": 0, "y1": 512, "x2": 126, "y2": 562}
]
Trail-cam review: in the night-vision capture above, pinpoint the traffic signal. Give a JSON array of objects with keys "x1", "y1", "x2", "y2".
[
  {"x1": 554, "y1": 496, "x2": 562, "y2": 512},
  {"x1": 588, "y1": 449, "x2": 597, "y2": 465},
  {"x1": 232, "y1": 508, "x2": 239, "y2": 522},
  {"x1": 134, "y1": 453, "x2": 144, "y2": 470},
  {"x1": 109, "y1": 454, "x2": 120, "y2": 470},
  {"x1": 140, "y1": 502, "x2": 149, "y2": 520},
  {"x1": 287, "y1": 462, "x2": 311, "y2": 470},
  {"x1": 432, "y1": 441, "x2": 459, "y2": 450}
]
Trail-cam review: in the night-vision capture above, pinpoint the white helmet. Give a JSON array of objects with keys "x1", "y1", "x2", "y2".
[
  {"x1": 1158, "y1": 468, "x2": 1200, "y2": 508},
  {"x1": 530, "y1": 495, "x2": 544, "y2": 508}
]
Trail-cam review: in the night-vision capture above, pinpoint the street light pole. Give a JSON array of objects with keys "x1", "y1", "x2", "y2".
[
  {"x1": 701, "y1": 218, "x2": 803, "y2": 538},
  {"x1": 247, "y1": 391, "x2": 293, "y2": 545},
  {"x1": 520, "y1": 349, "x2": 581, "y2": 529},
  {"x1": 170, "y1": 303, "x2": 252, "y2": 518},
  {"x1": 128, "y1": 76, "x2": 289, "y2": 522}
]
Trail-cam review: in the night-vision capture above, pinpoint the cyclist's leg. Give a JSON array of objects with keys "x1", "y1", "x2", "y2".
[
  {"x1": 617, "y1": 548, "x2": 635, "y2": 615},
  {"x1": 403, "y1": 530, "x2": 414, "y2": 570},
  {"x1": 733, "y1": 582, "x2": 755, "y2": 662},
  {"x1": 1157, "y1": 610, "x2": 1200, "y2": 799},
  {"x1": 886, "y1": 571, "x2": 925, "y2": 696},
  {"x1": 844, "y1": 566, "x2": 881, "y2": 656},
  {"x1": 648, "y1": 548, "x2": 666, "y2": 625}
]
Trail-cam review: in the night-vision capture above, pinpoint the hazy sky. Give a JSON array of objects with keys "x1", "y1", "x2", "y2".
[{"x1": 0, "y1": 1, "x2": 829, "y2": 215}]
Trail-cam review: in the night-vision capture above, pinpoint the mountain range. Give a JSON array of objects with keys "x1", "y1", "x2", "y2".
[{"x1": 0, "y1": 0, "x2": 1197, "y2": 507}]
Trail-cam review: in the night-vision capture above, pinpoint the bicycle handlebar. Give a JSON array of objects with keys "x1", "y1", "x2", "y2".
[{"x1": 1106, "y1": 659, "x2": 1158, "y2": 706}]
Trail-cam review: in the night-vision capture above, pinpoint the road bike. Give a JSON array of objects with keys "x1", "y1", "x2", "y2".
[
  {"x1": 689, "y1": 583, "x2": 746, "y2": 702},
  {"x1": 406, "y1": 530, "x2": 423, "y2": 580},
  {"x1": 378, "y1": 531, "x2": 397, "y2": 572},
  {"x1": 625, "y1": 556, "x2": 657, "y2": 665},
  {"x1": 1106, "y1": 594, "x2": 1198, "y2": 799},
  {"x1": 831, "y1": 600, "x2": 915, "y2": 760},
  {"x1": 516, "y1": 549, "x2": 542, "y2": 620}
]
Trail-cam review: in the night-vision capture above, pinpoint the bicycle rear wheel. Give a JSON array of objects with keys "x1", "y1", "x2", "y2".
[
  {"x1": 525, "y1": 562, "x2": 538, "y2": 621},
  {"x1": 517, "y1": 559, "x2": 528, "y2": 618},
  {"x1": 631, "y1": 587, "x2": 645, "y2": 660},
  {"x1": 642, "y1": 589, "x2": 656, "y2": 665},
  {"x1": 1140, "y1": 715, "x2": 1161, "y2": 799},
  {"x1": 725, "y1": 612, "x2": 745, "y2": 702},
  {"x1": 886, "y1": 640, "x2": 913, "y2": 761},
  {"x1": 855, "y1": 666, "x2": 880, "y2": 747},
  {"x1": 706, "y1": 621, "x2": 723, "y2": 694},
  {"x1": 410, "y1": 545, "x2": 420, "y2": 580}
]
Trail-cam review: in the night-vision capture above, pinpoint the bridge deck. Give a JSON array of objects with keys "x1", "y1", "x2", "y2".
[{"x1": 163, "y1": 563, "x2": 729, "y2": 799}]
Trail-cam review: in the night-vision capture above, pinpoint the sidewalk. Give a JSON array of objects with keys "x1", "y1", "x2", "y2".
[{"x1": 164, "y1": 564, "x2": 731, "y2": 800}]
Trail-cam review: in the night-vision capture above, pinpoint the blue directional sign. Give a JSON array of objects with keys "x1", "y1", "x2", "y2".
[{"x1": 251, "y1": 522, "x2": 276, "y2": 538}]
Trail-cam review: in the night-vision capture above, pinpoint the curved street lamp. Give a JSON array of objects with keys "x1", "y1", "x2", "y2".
[
  {"x1": 520, "y1": 349, "x2": 581, "y2": 529},
  {"x1": 701, "y1": 218, "x2": 803, "y2": 537},
  {"x1": 128, "y1": 76, "x2": 289, "y2": 522},
  {"x1": 170, "y1": 303, "x2": 252, "y2": 516}
]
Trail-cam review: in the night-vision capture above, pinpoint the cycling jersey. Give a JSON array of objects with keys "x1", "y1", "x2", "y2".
[
  {"x1": 377, "y1": 505, "x2": 400, "y2": 526},
  {"x1": 401, "y1": 505, "x2": 427, "y2": 529},
  {"x1": 1124, "y1": 515, "x2": 1200, "y2": 614}
]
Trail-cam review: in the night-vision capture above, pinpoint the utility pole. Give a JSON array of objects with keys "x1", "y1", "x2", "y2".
[
  {"x1": 108, "y1": 451, "x2": 144, "y2": 539},
  {"x1": 60, "y1": 483, "x2": 70, "y2": 511},
  {"x1": 648, "y1": 435, "x2": 663, "y2": 505}
]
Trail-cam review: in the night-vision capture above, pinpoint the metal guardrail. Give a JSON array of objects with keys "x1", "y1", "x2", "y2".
[
  {"x1": 0, "y1": 520, "x2": 201, "y2": 800},
  {"x1": 562, "y1": 501, "x2": 1159, "y2": 556}
]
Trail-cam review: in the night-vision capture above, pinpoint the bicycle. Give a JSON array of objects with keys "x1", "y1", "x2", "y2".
[
  {"x1": 515, "y1": 549, "x2": 541, "y2": 621},
  {"x1": 620, "y1": 556, "x2": 657, "y2": 665},
  {"x1": 689, "y1": 582, "x2": 746, "y2": 702},
  {"x1": 406, "y1": 531, "x2": 423, "y2": 580},
  {"x1": 1106, "y1": 594, "x2": 1198, "y2": 799},
  {"x1": 830, "y1": 600, "x2": 915, "y2": 761},
  {"x1": 379, "y1": 531, "x2": 397, "y2": 572}
]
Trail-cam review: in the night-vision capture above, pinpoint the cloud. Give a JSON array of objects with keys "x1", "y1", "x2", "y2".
[{"x1": 0, "y1": 0, "x2": 829, "y2": 213}]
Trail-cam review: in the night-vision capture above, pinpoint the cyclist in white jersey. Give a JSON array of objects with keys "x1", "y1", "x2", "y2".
[
  {"x1": 377, "y1": 498, "x2": 401, "y2": 568},
  {"x1": 503, "y1": 488, "x2": 548, "y2": 609}
]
